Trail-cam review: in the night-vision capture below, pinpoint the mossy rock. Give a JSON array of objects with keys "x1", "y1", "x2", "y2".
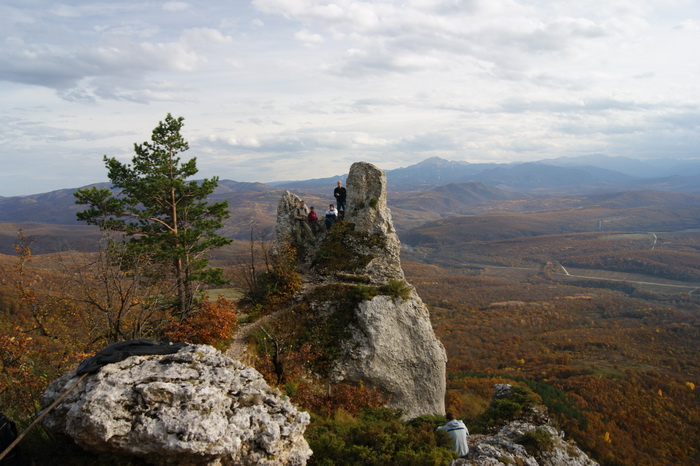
[
  {"x1": 517, "y1": 427, "x2": 555, "y2": 457},
  {"x1": 312, "y1": 222, "x2": 387, "y2": 274},
  {"x1": 475, "y1": 384, "x2": 541, "y2": 431},
  {"x1": 334, "y1": 272, "x2": 372, "y2": 284}
]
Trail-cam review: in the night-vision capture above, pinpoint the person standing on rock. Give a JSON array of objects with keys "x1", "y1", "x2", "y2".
[
  {"x1": 333, "y1": 181, "x2": 347, "y2": 213},
  {"x1": 292, "y1": 200, "x2": 313, "y2": 242},
  {"x1": 437, "y1": 412, "x2": 469, "y2": 459}
]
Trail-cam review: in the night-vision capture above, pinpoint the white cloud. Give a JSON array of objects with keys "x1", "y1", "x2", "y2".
[
  {"x1": 181, "y1": 27, "x2": 233, "y2": 45},
  {"x1": 295, "y1": 29, "x2": 324, "y2": 45},
  {"x1": 675, "y1": 19, "x2": 700, "y2": 31},
  {"x1": 163, "y1": 2, "x2": 191, "y2": 13},
  {"x1": 0, "y1": 0, "x2": 698, "y2": 196}
]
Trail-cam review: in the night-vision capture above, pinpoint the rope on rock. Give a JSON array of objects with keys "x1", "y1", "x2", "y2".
[{"x1": 0, "y1": 372, "x2": 88, "y2": 462}]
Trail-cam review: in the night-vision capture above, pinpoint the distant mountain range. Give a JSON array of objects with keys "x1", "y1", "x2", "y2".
[
  {"x1": 268, "y1": 155, "x2": 700, "y2": 194},
  {"x1": 1, "y1": 155, "x2": 698, "y2": 204},
  {"x1": 1, "y1": 155, "x2": 699, "y2": 253}
]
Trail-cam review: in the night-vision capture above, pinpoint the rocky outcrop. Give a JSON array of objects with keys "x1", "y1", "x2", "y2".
[
  {"x1": 275, "y1": 161, "x2": 447, "y2": 419},
  {"x1": 41, "y1": 345, "x2": 311, "y2": 465},
  {"x1": 275, "y1": 190, "x2": 302, "y2": 246},
  {"x1": 464, "y1": 422, "x2": 596, "y2": 466},
  {"x1": 455, "y1": 384, "x2": 598, "y2": 466},
  {"x1": 344, "y1": 161, "x2": 405, "y2": 281},
  {"x1": 332, "y1": 293, "x2": 447, "y2": 418}
]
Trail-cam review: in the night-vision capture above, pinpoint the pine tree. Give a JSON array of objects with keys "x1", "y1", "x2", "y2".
[{"x1": 75, "y1": 114, "x2": 231, "y2": 318}]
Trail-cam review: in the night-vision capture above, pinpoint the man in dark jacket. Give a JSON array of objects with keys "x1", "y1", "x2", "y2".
[{"x1": 333, "y1": 181, "x2": 347, "y2": 213}]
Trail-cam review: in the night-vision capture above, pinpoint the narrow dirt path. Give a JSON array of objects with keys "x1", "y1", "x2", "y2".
[
  {"x1": 225, "y1": 308, "x2": 286, "y2": 362},
  {"x1": 224, "y1": 282, "x2": 324, "y2": 362}
]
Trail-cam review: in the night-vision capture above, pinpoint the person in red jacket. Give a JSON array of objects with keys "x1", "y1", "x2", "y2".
[{"x1": 307, "y1": 206, "x2": 322, "y2": 233}]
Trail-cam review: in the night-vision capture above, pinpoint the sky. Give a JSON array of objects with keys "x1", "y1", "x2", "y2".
[{"x1": 1, "y1": 0, "x2": 699, "y2": 196}]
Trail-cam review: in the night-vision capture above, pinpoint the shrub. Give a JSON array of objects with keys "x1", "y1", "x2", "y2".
[
  {"x1": 379, "y1": 280, "x2": 412, "y2": 300},
  {"x1": 313, "y1": 222, "x2": 386, "y2": 274},
  {"x1": 517, "y1": 427, "x2": 555, "y2": 457},
  {"x1": 306, "y1": 408, "x2": 456, "y2": 465},
  {"x1": 163, "y1": 296, "x2": 237, "y2": 349},
  {"x1": 475, "y1": 384, "x2": 540, "y2": 431},
  {"x1": 300, "y1": 285, "x2": 366, "y2": 371},
  {"x1": 242, "y1": 242, "x2": 302, "y2": 307},
  {"x1": 526, "y1": 380, "x2": 588, "y2": 431},
  {"x1": 349, "y1": 284, "x2": 379, "y2": 302},
  {"x1": 292, "y1": 382, "x2": 386, "y2": 417}
]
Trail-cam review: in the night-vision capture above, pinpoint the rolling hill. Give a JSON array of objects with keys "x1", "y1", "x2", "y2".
[{"x1": 268, "y1": 156, "x2": 700, "y2": 194}]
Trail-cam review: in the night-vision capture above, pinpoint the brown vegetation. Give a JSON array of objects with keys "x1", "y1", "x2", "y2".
[
  {"x1": 404, "y1": 254, "x2": 700, "y2": 464},
  {"x1": 2, "y1": 189, "x2": 700, "y2": 464}
]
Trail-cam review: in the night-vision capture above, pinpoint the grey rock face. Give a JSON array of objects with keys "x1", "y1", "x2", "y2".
[
  {"x1": 276, "y1": 161, "x2": 446, "y2": 419},
  {"x1": 345, "y1": 162, "x2": 393, "y2": 237},
  {"x1": 276, "y1": 190, "x2": 303, "y2": 245},
  {"x1": 333, "y1": 162, "x2": 446, "y2": 418},
  {"x1": 333, "y1": 293, "x2": 447, "y2": 418},
  {"x1": 460, "y1": 421, "x2": 597, "y2": 466},
  {"x1": 41, "y1": 345, "x2": 311, "y2": 465},
  {"x1": 345, "y1": 161, "x2": 404, "y2": 281}
]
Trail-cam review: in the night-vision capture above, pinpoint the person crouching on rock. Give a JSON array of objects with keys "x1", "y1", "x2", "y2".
[
  {"x1": 437, "y1": 412, "x2": 469, "y2": 459},
  {"x1": 308, "y1": 206, "x2": 322, "y2": 234},
  {"x1": 325, "y1": 204, "x2": 338, "y2": 230}
]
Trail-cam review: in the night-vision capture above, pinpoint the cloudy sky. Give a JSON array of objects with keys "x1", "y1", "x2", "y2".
[{"x1": 1, "y1": 0, "x2": 699, "y2": 196}]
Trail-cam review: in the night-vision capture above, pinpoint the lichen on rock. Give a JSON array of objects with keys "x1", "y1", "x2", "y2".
[{"x1": 41, "y1": 344, "x2": 311, "y2": 465}]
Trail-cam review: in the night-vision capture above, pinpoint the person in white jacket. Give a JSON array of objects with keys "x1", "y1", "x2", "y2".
[{"x1": 437, "y1": 412, "x2": 469, "y2": 458}]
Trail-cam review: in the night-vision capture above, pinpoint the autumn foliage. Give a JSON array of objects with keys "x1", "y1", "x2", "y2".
[
  {"x1": 0, "y1": 232, "x2": 238, "y2": 429},
  {"x1": 163, "y1": 296, "x2": 237, "y2": 348},
  {"x1": 404, "y1": 259, "x2": 700, "y2": 465}
]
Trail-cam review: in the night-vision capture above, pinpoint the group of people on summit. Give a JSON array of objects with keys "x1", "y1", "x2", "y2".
[{"x1": 292, "y1": 181, "x2": 347, "y2": 242}]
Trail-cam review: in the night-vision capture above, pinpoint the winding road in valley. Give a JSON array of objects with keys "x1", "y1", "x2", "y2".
[
  {"x1": 554, "y1": 265, "x2": 697, "y2": 292},
  {"x1": 479, "y1": 263, "x2": 698, "y2": 294}
]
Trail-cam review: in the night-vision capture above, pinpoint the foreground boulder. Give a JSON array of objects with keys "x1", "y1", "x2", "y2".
[{"x1": 41, "y1": 345, "x2": 311, "y2": 465}]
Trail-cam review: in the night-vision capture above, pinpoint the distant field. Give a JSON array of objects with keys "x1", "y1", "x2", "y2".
[
  {"x1": 449, "y1": 261, "x2": 700, "y2": 294},
  {"x1": 553, "y1": 266, "x2": 700, "y2": 294},
  {"x1": 598, "y1": 233, "x2": 652, "y2": 241},
  {"x1": 405, "y1": 253, "x2": 700, "y2": 465},
  {"x1": 469, "y1": 264, "x2": 540, "y2": 281},
  {"x1": 206, "y1": 288, "x2": 244, "y2": 301}
]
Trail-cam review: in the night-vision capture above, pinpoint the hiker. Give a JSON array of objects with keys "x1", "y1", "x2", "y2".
[
  {"x1": 292, "y1": 200, "x2": 313, "y2": 241},
  {"x1": 436, "y1": 412, "x2": 469, "y2": 458},
  {"x1": 333, "y1": 181, "x2": 347, "y2": 213},
  {"x1": 308, "y1": 206, "x2": 322, "y2": 233},
  {"x1": 324, "y1": 204, "x2": 338, "y2": 230}
]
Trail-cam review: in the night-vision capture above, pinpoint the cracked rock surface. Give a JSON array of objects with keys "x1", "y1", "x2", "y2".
[{"x1": 41, "y1": 345, "x2": 311, "y2": 465}]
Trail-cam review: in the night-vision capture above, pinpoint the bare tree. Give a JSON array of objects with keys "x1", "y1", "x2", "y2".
[{"x1": 60, "y1": 234, "x2": 174, "y2": 343}]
